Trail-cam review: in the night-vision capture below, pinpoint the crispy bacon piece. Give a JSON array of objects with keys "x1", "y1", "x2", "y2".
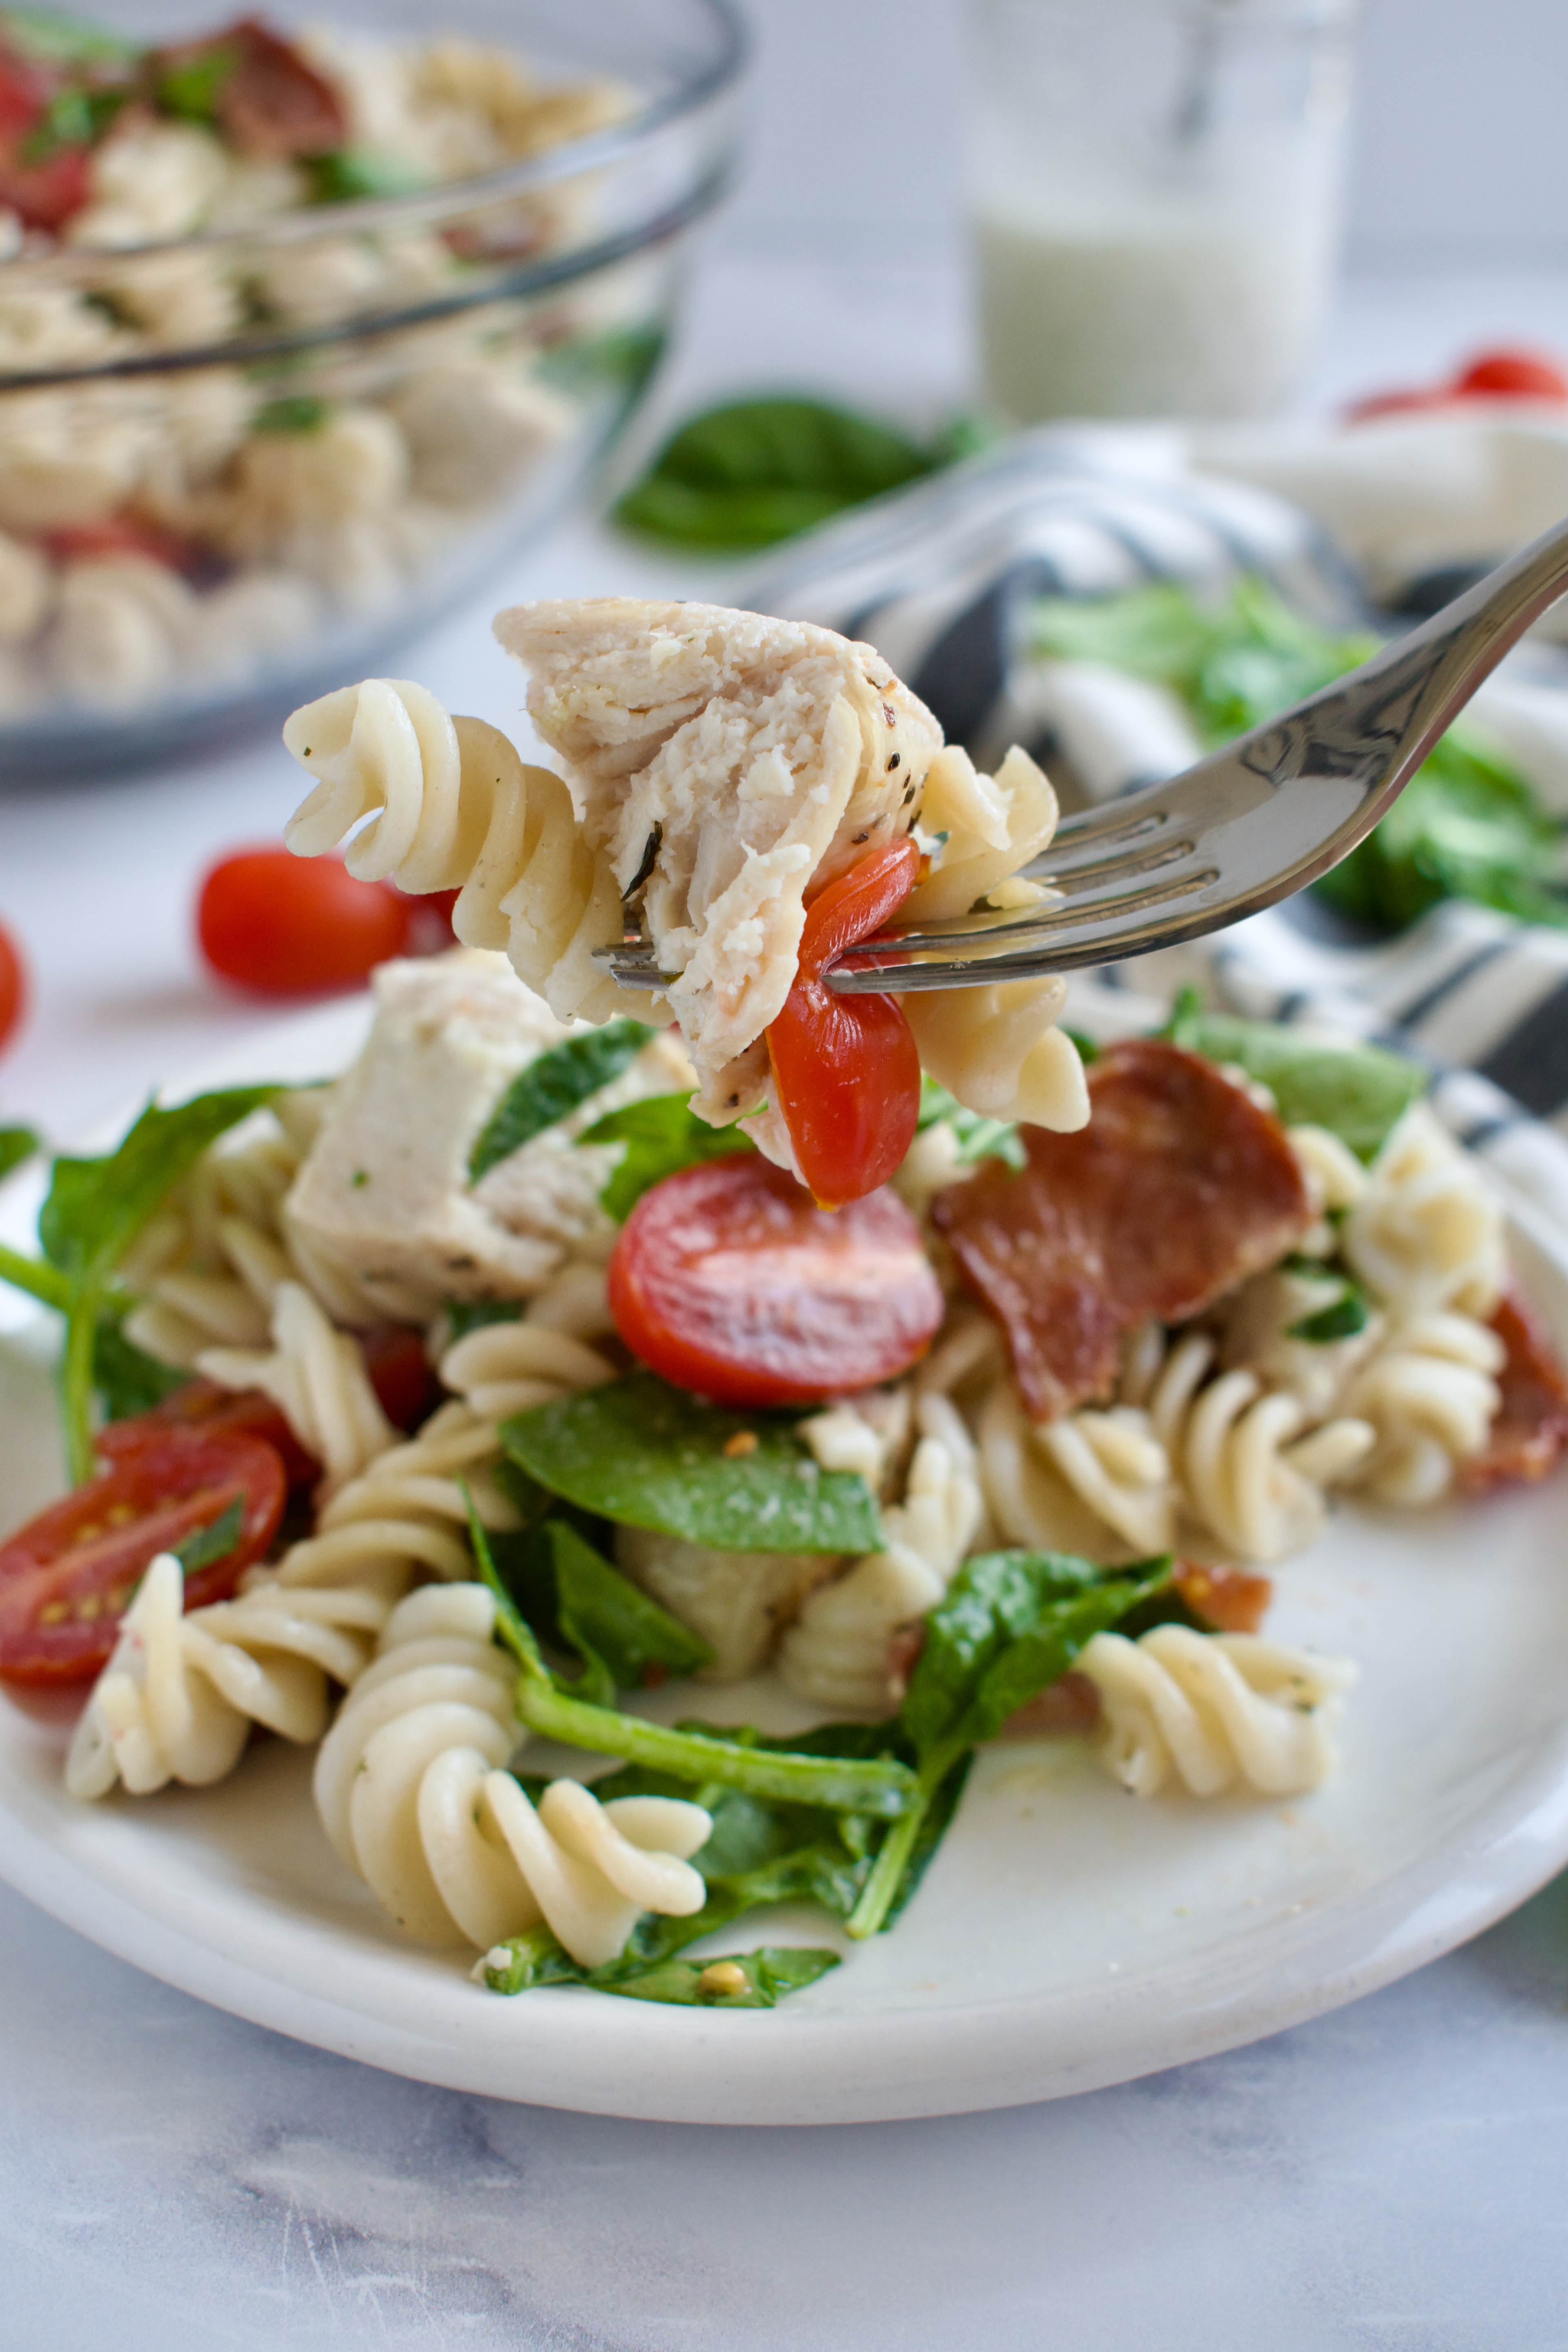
[
  {"x1": 154, "y1": 19, "x2": 345, "y2": 159},
  {"x1": 933, "y1": 1039, "x2": 1312, "y2": 1421},
  {"x1": 1461, "y1": 1291, "x2": 1568, "y2": 1495}
]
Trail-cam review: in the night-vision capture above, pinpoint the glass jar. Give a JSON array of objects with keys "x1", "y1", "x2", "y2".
[{"x1": 966, "y1": 0, "x2": 1355, "y2": 424}]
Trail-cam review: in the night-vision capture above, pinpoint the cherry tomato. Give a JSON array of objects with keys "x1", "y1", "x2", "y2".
[
  {"x1": 0, "y1": 141, "x2": 91, "y2": 232},
  {"x1": 0, "y1": 1427, "x2": 286, "y2": 1686},
  {"x1": 0, "y1": 916, "x2": 24, "y2": 1055},
  {"x1": 1452, "y1": 348, "x2": 1568, "y2": 402},
  {"x1": 360, "y1": 1321, "x2": 441, "y2": 1432},
  {"x1": 766, "y1": 837, "x2": 923, "y2": 1210},
  {"x1": 198, "y1": 845, "x2": 413, "y2": 996},
  {"x1": 99, "y1": 1380, "x2": 316, "y2": 1486},
  {"x1": 45, "y1": 517, "x2": 203, "y2": 575},
  {"x1": 607, "y1": 1153, "x2": 945, "y2": 1408}
]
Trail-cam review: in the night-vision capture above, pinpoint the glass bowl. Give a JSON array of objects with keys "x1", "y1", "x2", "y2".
[{"x1": 0, "y1": 0, "x2": 745, "y2": 778}]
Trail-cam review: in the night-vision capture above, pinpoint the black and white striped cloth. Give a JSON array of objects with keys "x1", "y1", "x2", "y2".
[{"x1": 747, "y1": 423, "x2": 1568, "y2": 1219}]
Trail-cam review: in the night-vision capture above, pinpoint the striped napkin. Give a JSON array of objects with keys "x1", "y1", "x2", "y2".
[{"x1": 748, "y1": 421, "x2": 1568, "y2": 1228}]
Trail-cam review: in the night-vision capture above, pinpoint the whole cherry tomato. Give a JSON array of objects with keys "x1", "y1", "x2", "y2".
[
  {"x1": 198, "y1": 845, "x2": 413, "y2": 995},
  {"x1": 0, "y1": 916, "x2": 24, "y2": 1054},
  {"x1": 0, "y1": 1426, "x2": 286, "y2": 1686},
  {"x1": 766, "y1": 836, "x2": 923, "y2": 1209},
  {"x1": 608, "y1": 1153, "x2": 946, "y2": 1408}
]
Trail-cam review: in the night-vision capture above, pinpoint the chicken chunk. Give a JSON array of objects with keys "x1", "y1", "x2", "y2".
[
  {"x1": 494, "y1": 597, "x2": 944, "y2": 1122},
  {"x1": 285, "y1": 951, "x2": 689, "y2": 1318}
]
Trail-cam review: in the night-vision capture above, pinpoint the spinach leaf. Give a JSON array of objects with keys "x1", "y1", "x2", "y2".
[
  {"x1": 93, "y1": 1316, "x2": 192, "y2": 1421},
  {"x1": 252, "y1": 395, "x2": 331, "y2": 435},
  {"x1": 444, "y1": 1298, "x2": 522, "y2": 1342},
  {"x1": 0, "y1": 1126, "x2": 37, "y2": 1182},
  {"x1": 0, "y1": 6, "x2": 140, "y2": 66},
  {"x1": 916, "y1": 1075, "x2": 1026, "y2": 1171},
  {"x1": 38, "y1": 1085, "x2": 281, "y2": 1484},
  {"x1": 1164, "y1": 1006, "x2": 1424, "y2": 1162},
  {"x1": 156, "y1": 41, "x2": 240, "y2": 123},
  {"x1": 307, "y1": 145, "x2": 426, "y2": 204},
  {"x1": 548, "y1": 1517, "x2": 713, "y2": 1691},
  {"x1": 502, "y1": 1371, "x2": 882, "y2": 1555},
  {"x1": 1288, "y1": 1283, "x2": 1370, "y2": 1343},
  {"x1": 613, "y1": 398, "x2": 942, "y2": 551},
  {"x1": 583, "y1": 1091, "x2": 755, "y2": 1221},
  {"x1": 469, "y1": 1022, "x2": 653, "y2": 1182},
  {"x1": 173, "y1": 1495, "x2": 244, "y2": 1574},
  {"x1": 479, "y1": 1921, "x2": 838, "y2": 2006}
]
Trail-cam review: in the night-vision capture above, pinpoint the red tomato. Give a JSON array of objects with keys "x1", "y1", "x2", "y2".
[
  {"x1": 45, "y1": 517, "x2": 202, "y2": 575},
  {"x1": 0, "y1": 916, "x2": 24, "y2": 1055},
  {"x1": 0, "y1": 141, "x2": 91, "y2": 231},
  {"x1": 198, "y1": 845, "x2": 413, "y2": 995},
  {"x1": 0, "y1": 1427, "x2": 286, "y2": 1686},
  {"x1": 1344, "y1": 387, "x2": 1453, "y2": 424},
  {"x1": 100, "y1": 1380, "x2": 316, "y2": 1486},
  {"x1": 607, "y1": 1154, "x2": 946, "y2": 1408},
  {"x1": 1452, "y1": 348, "x2": 1568, "y2": 402},
  {"x1": 766, "y1": 837, "x2": 923, "y2": 1210},
  {"x1": 360, "y1": 1322, "x2": 441, "y2": 1432}
]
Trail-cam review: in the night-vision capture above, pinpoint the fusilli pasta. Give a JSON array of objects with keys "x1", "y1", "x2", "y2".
[
  {"x1": 1077, "y1": 1625, "x2": 1357, "y2": 1798},
  {"x1": 1343, "y1": 1104, "x2": 1507, "y2": 1318},
  {"x1": 1339, "y1": 1310, "x2": 1506, "y2": 1506}
]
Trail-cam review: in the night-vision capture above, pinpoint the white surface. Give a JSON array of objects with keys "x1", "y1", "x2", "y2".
[
  {"x1": 3, "y1": 249, "x2": 1568, "y2": 2329},
  {"x1": 4, "y1": 1001, "x2": 1568, "y2": 2128}
]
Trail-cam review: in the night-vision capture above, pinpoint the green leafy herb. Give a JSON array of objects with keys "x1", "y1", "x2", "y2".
[
  {"x1": 1031, "y1": 575, "x2": 1568, "y2": 936},
  {"x1": 92, "y1": 1316, "x2": 192, "y2": 1421},
  {"x1": 467, "y1": 1502, "x2": 917, "y2": 1819},
  {"x1": 502, "y1": 1371, "x2": 882, "y2": 1556},
  {"x1": 534, "y1": 322, "x2": 666, "y2": 403},
  {"x1": 1288, "y1": 1284, "x2": 1371, "y2": 1343},
  {"x1": 0, "y1": 1126, "x2": 37, "y2": 1182},
  {"x1": 469, "y1": 1022, "x2": 654, "y2": 1183},
  {"x1": 613, "y1": 397, "x2": 946, "y2": 551},
  {"x1": 20, "y1": 81, "x2": 124, "y2": 160},
  {"x1": 155, "y1": 40, "x2": 239, "y2": 123},
  {"x1": 38, "y1": 1086, "x2": 281, "y2": 1485},
  {"x1": 0, "y1": 7, "x2": 140, "y2": 67},
  {"x1": 583, "y1": 1090, "x2": 755, "y2": 1220},
  {"x1": 915, "y1": 1075, "x2": 1026, "y2": 1171},
  {"x1": 173, "y1": 1495, "x2": 244, "y2": 1574},
  {"x1": 480, "y1": 1920, "x2": 838, "y2": 2006},
  {"x1": 252, "y1": 395, "x2": 331, "y2": 436},
  {"x1": 1162, "y1": 1003, "x2": 1424, "y2": 1162},
  {"x1": 527, "y1": 1516, "x2": 713, "y2": 1697},
  {"x1": 847, "y1": 1549, "x2": 1175, "y2": 1939},
  {"x1": 443, "y1": 1297, "x2": 523, "y2": 1343},
  {"x1": 307, "y1": 144, "x2": 427, "y2": 204}
]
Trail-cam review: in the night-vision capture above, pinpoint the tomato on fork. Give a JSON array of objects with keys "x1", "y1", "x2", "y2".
[
  {"x1": 766, "y1": 836, "x2": 923, "y2": 1209},
  {"x1": 0, "y1": 1426, "x2": 286, "y2": 1686}
]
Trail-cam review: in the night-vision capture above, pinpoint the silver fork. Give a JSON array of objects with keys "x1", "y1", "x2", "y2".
[{"x1": 595, "y1": 513, "x2": 1568, "y2": 997}]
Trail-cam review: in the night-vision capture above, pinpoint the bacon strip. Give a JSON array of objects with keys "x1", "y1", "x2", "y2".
[
  {"x1": 933, "y1": 1039, "x2": 1312, "y2": 1422},
  {"x1": 1461, "y1": 1291, "x2": 1568, "y2": 1494}
]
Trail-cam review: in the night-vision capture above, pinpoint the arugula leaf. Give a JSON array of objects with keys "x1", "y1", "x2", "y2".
[
  {"x1": 307, "y1": 144, "x2": 427, "y2": 204},
  {"x1": 613, "y1": 398, "x2": 942, "y2": 551},
  {"x1": 584, "y1": 1090, "x2": 755, "y2": 1220},
  {"x1": 173, "y1": 1495, "x2": 244, "y2": 1574},
  {"x1": 469, "y1": 1022, "x2": 654, "y2": 1183},
  {"x1": 915, "y1": 1075, "x2": 1026, "y2": 1171},
  {"x1": 467, "y1": 1501, "x2": 917, "y2": 1818},
  {"x1": 0, "y1": 1126, "x2": 37, "y2": 1182},
  {"x1": 38, "y1": 1085, "x2": 281, "y2": 1485},
  {"x1": 93, "y1": 1317, "x2": 192, "y2": 1421},
  {"x1": 502, "y1": 1371, "x2": 883, "y2": 1555},
  {"x1": 1163, "y1": 1006, "x2": 1424, "y2": 1162}
]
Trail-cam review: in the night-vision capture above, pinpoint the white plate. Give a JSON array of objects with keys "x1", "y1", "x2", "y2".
[{"x1": 2, "y1": 999, "x2": 1568, "y2": 2127}]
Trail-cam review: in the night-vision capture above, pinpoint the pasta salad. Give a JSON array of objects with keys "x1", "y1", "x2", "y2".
[{"x1": 0, "y1": 599, "x2": 1564, "y2": 2012}]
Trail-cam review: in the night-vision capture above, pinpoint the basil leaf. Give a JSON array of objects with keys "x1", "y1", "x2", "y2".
[
  {"x1": 1166, "y1": 1010, "x2": 1424, "y2": 1162},
  {"x1": 93, "y1": 1317, "x2": 192, "y2": 1421},
  {"x1": 1288, "y1": 1286, "x2": 1371, "y2": 1343},
  {"x1": 173, "y1": 1496, "x2": 244, "y2": 1574},
  {"x1": 900, "y1": 1549, "x2": 1174, "y2": 1774},
  {"x1": 0, "y1": 1126, "x2": 38, "y2": 1182},
  {"x1": 613, "y1": 398, "x2": 941, "y2": 551},
  {"x1": 39, "y1": 1087, "x2": 282, "y2": 1281},
  {"x1": 469, "y1": 1022, "x2": 654, "y2": 1183},
  {"x1": 915, "y1": 1076, "x2": 1025, "y2": 1171},
  {"x1": 502, "y1": 1372, "x2": 882, "y2": 1555},
  {"x1": 549, "y1": 1517, "x2": 713, "y2": 1688},
  {"x1": 583, "y1": 1090, "x2": 754, "y2": 1220}
]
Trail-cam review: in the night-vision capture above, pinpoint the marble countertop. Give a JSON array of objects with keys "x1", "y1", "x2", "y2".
[{"x1": 2, "y1": 251, "x2": 1567, "y2": 2350}]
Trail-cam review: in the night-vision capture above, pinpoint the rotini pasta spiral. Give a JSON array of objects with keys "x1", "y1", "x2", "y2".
[
  {"x1": 779, "y1": 1395, "x2": 985, "y2": 1717},
  {"x1": 314, "y1": 1583, "x2": 711, "y2": 1961},
  {"x1": 1343, "y1": 1104, "x2": 1507, "y2": 1318},
  {"x1": 1339, "y1": 1311, "x2": 1506, "y2": 1506},
  {"x1": 977, "y1": 1375, "x2": 1167, "y2": 1564},
  {"x1": 282, "y1": 679, "x2": 653, "y2": 1027},
  {"x1": 197, "y1": 1281, "x2": 396, "y2": 1491},
  {"x1": 65, "y1": 1552, "x2": 391, "y2": 1801},
  {"x1": 1077, "y1": 1624, "x2": 1357, "y2": 1799},
  {"x1": 902, "y1": 976, "x2": 1090, "y2": 1133}
]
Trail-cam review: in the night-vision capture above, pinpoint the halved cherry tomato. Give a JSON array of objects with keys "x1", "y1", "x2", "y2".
[
  {"x1": 45, "y1": 517, "x2": 206, "y2": 576},
  {"x1": 0, "y1": 1426, "x2": 286, "y2": 1686},
  {"x1": 607, "y1": 1153, "x2": 945, "y2": 1408},
  {"x1": 198, "y1": 844, "x2": 414, "y2": 995},
  {"x1": 1452, "y1": 348, "x2": 1568, "y2": 402},
  {"x1": 0, "y1": 915, "x2": 24, "y2": 1054},
  {"x1": 766, "y1": 836, "x2": 923, "y2": 1210}
]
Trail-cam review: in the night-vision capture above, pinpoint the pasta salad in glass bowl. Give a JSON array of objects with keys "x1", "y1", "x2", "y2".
[
  {"x1": 0, "y1": 0, "x2": 743, "y2": 776},
  {"x1": 1, "y1": 597, "x2": 1566, "y2": 2030}
]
